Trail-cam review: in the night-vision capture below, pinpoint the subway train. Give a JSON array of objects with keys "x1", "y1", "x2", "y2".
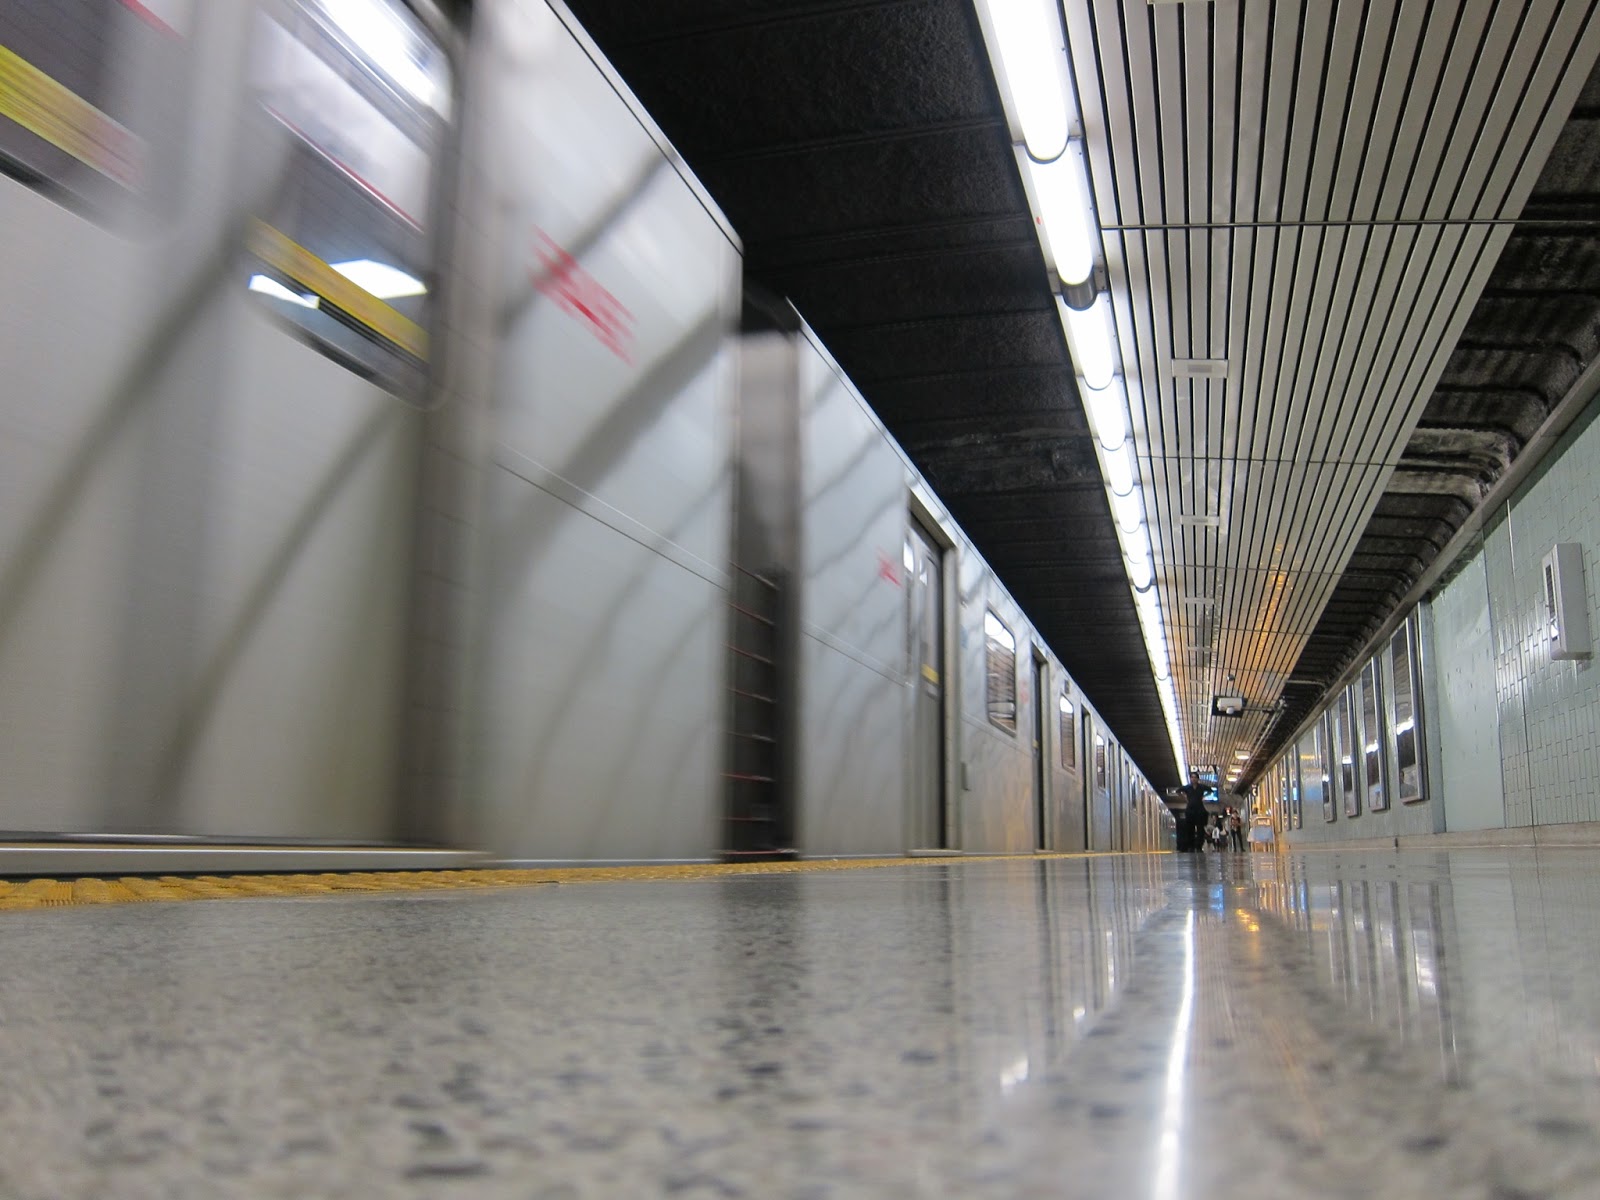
[{"x1": 0, "y1": 0, "x2": 1173, "y2": 872}]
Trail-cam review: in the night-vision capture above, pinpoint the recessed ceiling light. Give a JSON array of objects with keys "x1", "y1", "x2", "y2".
[{"x1": 1177, "y1": 514, "x2": 1222, "y2": 528}]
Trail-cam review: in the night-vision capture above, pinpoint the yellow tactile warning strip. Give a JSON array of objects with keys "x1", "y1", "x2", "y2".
[{"x1": 0, "y1": 853, "x2": 1112, "y2": 912}]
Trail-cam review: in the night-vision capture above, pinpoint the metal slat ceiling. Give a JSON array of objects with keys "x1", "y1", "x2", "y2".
[{"x1": 1067, "y1": 0, "x2": 1600, "y2": 779}]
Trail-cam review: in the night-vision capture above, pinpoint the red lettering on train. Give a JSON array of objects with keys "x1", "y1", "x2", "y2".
[
  {"x1": 877, "y1": 551, "x2": 902, "y2": 587},
  {"x1": 531, "y1": 230, "x2": 635, "y2": 362}
]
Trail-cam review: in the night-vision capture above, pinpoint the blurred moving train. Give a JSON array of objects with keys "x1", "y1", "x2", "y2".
[{"x1": 0, "y1": 0, "x2": 1172, "y2": 871}]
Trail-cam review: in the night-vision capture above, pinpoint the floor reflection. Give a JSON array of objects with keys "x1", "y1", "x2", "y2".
[{"x1": 6, "y1": 852, "x2": 1600, "y2": 1197}]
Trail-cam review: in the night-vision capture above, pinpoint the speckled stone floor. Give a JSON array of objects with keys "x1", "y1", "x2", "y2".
[{"x1": 3, "y1": 849, "x2": 1600, "y2": 1198}]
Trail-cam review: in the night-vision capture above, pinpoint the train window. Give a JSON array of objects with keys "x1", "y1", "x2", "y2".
[
  {"x1": 1359, "y1": 659, "x2": 1387, "y2": 811},
  {"x1": 1059, "y1": 693, "x2": 1075, "y2": 770},
  {"x1": 983, "y1": 610, "x2": 1017, "y2": 733},
  {"x1": 1093, "y1": 734, "x2": 1106, "y2": 791},
  {"x1": 244, "y1": 0, "x2": 452, "y2": 395},
  {"x1": 1285, "y1": 755, "x2": 1301, "y2": 829},
  {"x1": 1388, "y1": 620, "x2": 1426, "y2": 803},
  {"x1": 0, "y1": 0, "x2": 192, "y2": 219},
  {"x1": 1319, "y1": 712, "x2": 1336, "y2": 822},
  {"x1": 1336, "y1": 686, "x2": 1360, "y2": 818},
  {"x1": 1297, "y1": 726, "x2": 1324, "y2": 825}
]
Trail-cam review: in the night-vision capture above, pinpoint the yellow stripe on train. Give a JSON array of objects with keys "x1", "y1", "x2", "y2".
[
  {"x1": 0, "y1": 44, "x2": 143, "y2": 186},
  {"x1": 247, "y1": 219, "x2": 429, "y2": 362}
]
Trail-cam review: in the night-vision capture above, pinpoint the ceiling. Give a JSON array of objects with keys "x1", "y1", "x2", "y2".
[{"x1": 560, "y1": 0, "x2": 1600, "y2": 798}]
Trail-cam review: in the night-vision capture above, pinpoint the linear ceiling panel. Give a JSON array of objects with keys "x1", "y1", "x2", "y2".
[{"x1": 1069, "y1": 0, "x2": 1600, "y2": 780}]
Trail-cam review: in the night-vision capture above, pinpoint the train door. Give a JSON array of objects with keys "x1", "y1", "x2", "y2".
[
  {"x1": 1032, "y1": 651, "x2": 1048, "y2": 850},
  {"x1": 1090, "y1": 724, "x2": 1110, "y2": 851},
  {"x1": 1081, "y1": 712, "x2": 1094, "y2": 850},
  {"x1": 907, "y1": 523, "x2": 947, "y2": 849}
]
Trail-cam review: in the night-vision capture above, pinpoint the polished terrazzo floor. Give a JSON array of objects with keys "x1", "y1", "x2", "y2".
[{"x1": 3, "y1": 849, "x2": 1600, "y2": 1198}]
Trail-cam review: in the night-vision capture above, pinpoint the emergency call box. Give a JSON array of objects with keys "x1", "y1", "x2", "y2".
[{"x1": 1542, "y1": 543, "x2": 1590, "y2": 661}]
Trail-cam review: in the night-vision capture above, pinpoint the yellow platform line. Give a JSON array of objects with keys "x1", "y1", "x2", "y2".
[{"x1": 0, "y1": 853, "x2": 1119, "y2": 913}]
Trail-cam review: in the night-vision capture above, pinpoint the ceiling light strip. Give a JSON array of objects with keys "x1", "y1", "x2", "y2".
[{"x1": 975, "y1": 0, "x2": 1180, "y2": 776}]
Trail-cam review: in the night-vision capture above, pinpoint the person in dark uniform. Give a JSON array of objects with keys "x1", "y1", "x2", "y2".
[{"x1": 1176, "y1": 775, "x2": 1216, "y2": 853}]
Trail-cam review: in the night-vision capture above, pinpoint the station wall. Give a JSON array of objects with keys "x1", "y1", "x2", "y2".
[
  {"x1": 1440, "y1": 400, "x2": 1600, "y2": 832},
  {"x1": 1285, "y1": 397, "x2": 1600, "y2": 846}
]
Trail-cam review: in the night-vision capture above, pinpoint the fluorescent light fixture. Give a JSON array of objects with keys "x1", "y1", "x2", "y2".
[
  {"x1": 1134, "y1": 587, "x2": 1162, "y2": 630},
  {"x1": 319, "y1": 0, "x2": 443, "y2": 111},
  {"x1": 1235, "y1": 751, "x2": 1251, "y2": 759},
  {"x1": 1104, "y1": 441, "x2": 1135, "y2": 496},
  {"x1": 1026, "y1": 144, "x2": 1096, "y2": 288},
  {"x1": 1061, "y1": 293, "x2": 1116, "y2": 390},
  {"x1": 1129, "y1": 555, "x2": 1154, "y2": 591},
  {"x1": 1145, "y1": 639, "x2": 1169, "y2": 682},
  {"x1": 1125, "y1": 534, "x2": 1151, "y2": 569},
  {"x1": 330, "y1": 259, "x2": 426, "y2": 299},
  {"x1": 1146, "y1": 629, "x2": 1168, "y2": 664},
  {"x1": 1111, "y1": 485, "x2": 1144, "y2": 534},
  {"x1": 978, "y1": 0, "x2": 1073, "y2": 161},
  {"x1": 248, "y1": 274, "x2": 318, "y2": 308},
  {"x1": 1083, "y1": 378, "x2": 1128, "y2": 451}
]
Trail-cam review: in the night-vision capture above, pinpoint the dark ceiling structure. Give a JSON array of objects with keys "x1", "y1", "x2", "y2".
[{"x1": 561, "y1": 0, "x2": 1600, "y2": 799}]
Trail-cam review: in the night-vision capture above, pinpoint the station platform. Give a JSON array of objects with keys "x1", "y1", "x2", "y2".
[{"x1": 1, "y1": 848, "x2": 1596, "y2": 1198}]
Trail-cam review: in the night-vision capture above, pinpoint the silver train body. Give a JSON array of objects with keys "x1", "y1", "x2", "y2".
[{"x1": 0, "y1": 0, "x2": 1169, "y2": 869}]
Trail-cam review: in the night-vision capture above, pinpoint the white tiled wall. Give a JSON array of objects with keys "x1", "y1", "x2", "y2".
[
  {"x1": 1425, "y1": 403, "x2": 1600, "y2": 835},
  {"x1": 1429, "y1": 555, "x2": 1505, "y2": 831},
  {"x1": 1481, "y1": 408, "x2": 1600, "y2": 828},
  {"x1": 1290, "y1": 400, "x2": 1600, "y2": 843}
]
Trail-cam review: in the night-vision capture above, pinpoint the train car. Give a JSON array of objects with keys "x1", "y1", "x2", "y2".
[
  {"x1": 0, "y1": 0, "x2": 1165, "y2": 872},
  {"x1": 0, "y1": 0, "x2": 456, "y2": 851}
]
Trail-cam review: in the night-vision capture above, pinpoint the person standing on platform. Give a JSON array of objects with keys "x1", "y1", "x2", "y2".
[
  {"x1": 1228, "y1": 807, "x2": 1245, "y2": 852},
  {"x1": 1176, "y1": 775, "x2": 1215, "y2": 854}
]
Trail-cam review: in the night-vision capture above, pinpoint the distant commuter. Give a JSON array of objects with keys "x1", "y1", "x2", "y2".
[
  {"x1": 1228, "y1": 808, "x2": 1245, "y2": 852},
  {"x1": 1176, "y1": 775, "x2": 1214, "y2": 854}
]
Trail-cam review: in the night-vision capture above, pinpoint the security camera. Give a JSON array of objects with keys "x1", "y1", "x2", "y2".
[{"x1": 1211, "y1": 694, "x2": 1246, "y2": 718}]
